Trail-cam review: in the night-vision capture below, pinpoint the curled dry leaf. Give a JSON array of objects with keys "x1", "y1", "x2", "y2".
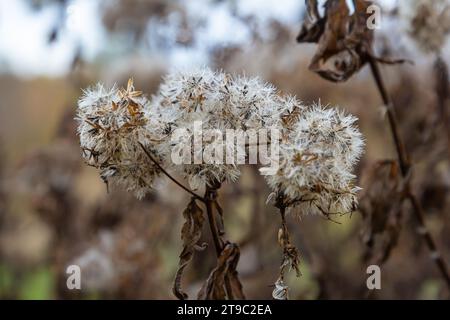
[
  {"x1": 272, "y1": 210, "x2": 301, "y2": 300},
  {"x1": 197, "y1": 243, "x2": 245, "y2": 300},
  {"x1": 359, "y1": 160, "x2": 404, "y2": 264},
  {"x1": 272, "y1": 278, "x2": 289, "y2": 300},
  {"x1": 297, "y1": 0, "x2": 406, "y2": 82},
  {"x1": 172, "y1": 198, "x2": 207, "y2": 300},
  {"x1": 297, "y1": 0, "x2": 325, "y2": 43}
]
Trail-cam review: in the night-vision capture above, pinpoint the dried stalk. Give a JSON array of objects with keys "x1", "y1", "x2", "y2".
[
  {"x1": 433, "y1": 56, "x2": 450, "y2": 158},
  {"x1": 204, "y1": 183, "x2": 243, "y2": 300},
  {"x1": 272, "y1": 195, "x2": 301, "y2": 300},
  {"x1": 368, "y1": 56, "x2": 450, "y2": 288},
  {"x1": 139, "y1": 142, "x2": 205, "y2": 202},
  {"x1": 204, "y1": 185, "x2": 225, "y2": 257},
  {"x1": 140, "y1": 142, "x2": 244, "y2": 299}
]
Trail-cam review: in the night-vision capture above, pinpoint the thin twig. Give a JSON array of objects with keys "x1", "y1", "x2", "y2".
[
  {"x1": 138, "y1": 142, "x2": 205, "y2": 202},
  {"x1": 369, "y1": 59, "x2": 410, "y2": 176},
  {"x1": 368, "y1": 57, "x2": 450, "y2": 289},
  {"x1": 408, "y1": 193, "x2": 450, "y2": 285}
]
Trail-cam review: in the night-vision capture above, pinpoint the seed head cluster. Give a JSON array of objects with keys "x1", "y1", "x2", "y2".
[
  {"x1": 77, "y1": 79, "x2": 165, "y2": 199},
  {"x1": 153, "y1": 68, "x2": 287, "y2": 189},
  {"x1": 260, "y1": 105, "x2": 364, "y2": 215},
  {"x1": 77, "y1": 67, "x2": 364, "y2": 215}
]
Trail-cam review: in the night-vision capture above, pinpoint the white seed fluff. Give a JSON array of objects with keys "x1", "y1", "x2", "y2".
[
  {"x1": 260, "y1": 104, "x2": 364, "y2": 216},
  {"x1": 76, "y1": 80, "x2": 166, "y2": 199},
  {"x1": 77, "y1": 67, "x2": 364, "y2": 213},
  {"x1": 154, "y1": 67, "x2": 286, "y2": 189}
]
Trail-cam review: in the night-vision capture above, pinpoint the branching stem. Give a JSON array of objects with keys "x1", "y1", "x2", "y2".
[
  {"x1": 368, "y1": 57, "x2": 450, "y2": 289},
  {"x1": 140, "y1": 142, "x2": 243, "y2": 299},
  {"x1": 139, "y1": 142, "x2": 205, "y2": 202}
]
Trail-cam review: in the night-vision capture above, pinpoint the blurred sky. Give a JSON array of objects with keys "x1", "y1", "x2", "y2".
[
  {"x1": 0, "y1": 0, "x2": 424, "y2": 78},
  {"x1": 0, "y1": 0, "x2": 105, "y2": 76},
  {"x1": 0, "y1": 0, "x2": 305, "y2": 77}
]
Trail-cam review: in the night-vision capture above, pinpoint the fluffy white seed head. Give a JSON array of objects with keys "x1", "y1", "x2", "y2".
[
  {"x1": 154, "y1": 67, "x2": 286, "y2": 188},
  {"x1": 167, "y1": 121, "x2": 241, "y2": 190},
  {"x1": 154, "y1": 67, "x2": 284, "y2": 129},
  {"x1": 260, "y1": 103, "x2": 364, "y2": 216},
  {"x1": 77, "y1": 68, "x2": 364, "y2": 212},
  {"x1": 76, "y1": 80, "x2": 166, "y2": 199}
]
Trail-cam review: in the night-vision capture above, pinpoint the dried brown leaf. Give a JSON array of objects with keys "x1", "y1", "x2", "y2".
[
  {"x1": 272, "y1": 211, "x2": 301, "y2": 300},
  {"x1": 297, "y1": 0, "x2": 405, "y2": 82},
  {"x1": 172, "y1": 198, "x2": 206, "y2": 300},
  {"x1": 296, "y1": 0, "x2": 325, "y2": 43},
  {"x1": 272, "y1": 278, "x2": 289, "y2": 300},
  {"x1": 197, "y1": 243, "x2": 244, "y2": 300}
]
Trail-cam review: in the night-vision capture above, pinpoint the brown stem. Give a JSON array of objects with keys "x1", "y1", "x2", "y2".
[
  {"x1": 140, "y1": 142, "x2": 242, "y2": 298},
  {"x1": 279, "y1": 204, "x2": 286, "y2": 229},
  {"x1": 139, "y1": 142, "x2": 205, "y2": 202},
  {"x1": 278, "y1": 205, "x2": 287, "y2": 280},
  {"x1": 204, "y1": 184, "x2": 235, "y2": 300},
  {"x1": 408, "y1": 193, "x2": 450, "y2": 285},
  {"x1": 433, "y1": 55, "x2": 450, "y2": 159},
  {"x1": 204, "y1": 186, "x2": 224, "y2": 256},
  {"x1": 368, "y1": 57, "x2": 450, "y2": 289},
  {"x1": 368, "y1": 59, "x2": 410, "y2": 176}
]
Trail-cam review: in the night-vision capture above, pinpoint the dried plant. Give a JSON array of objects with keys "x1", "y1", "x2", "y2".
[
  {"x1": 262, "y1": 104, "x2": 364, "y2": 217},
  {"x1": 6, "y1": 0, "x2": 450, "y2": 300},
  {"x1": 76, "y1": 67, "x2": 364, "y2": 299},
  {"x1": 297, "y1": 0, "x2": 406, "y2": 82},
  {"x1": 77, "y1": 80, "x2": 166, "y2": 199},
  {"x1": 297, "y1": 0, "x2": 450, "y2": 289},
  {"x1": 173, "y1": 198, "x2": 206, "y2": 299}
]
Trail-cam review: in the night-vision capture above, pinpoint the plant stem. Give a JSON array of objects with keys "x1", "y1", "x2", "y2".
[
  {"x1": 139, "y1": 142, "x2": 205, "y2": 202},
  {"x1": 140, "y1": 142, "x2": 242, "y2": 298},
  {"x1": 204, "y1": 184, "x2": 235, "y2": 300},
  {"x1": 204, "y1": 186, "x2": 224, "y2": 256},
  {"x1": 368, "y1": 59, "x2": 410, "y2": 176},
  {"x1": 368, "y1": 57, "x2": 450, "y2": 289},
  {"x1": 279, "y1": 205, "x2": 286, "y2": 230},
  {"x1": 408, "y1": 193, "x2": 450, "y2": 285},
  {"x1": 433, "y1": 56, "x2": 450, "y2": 159}
]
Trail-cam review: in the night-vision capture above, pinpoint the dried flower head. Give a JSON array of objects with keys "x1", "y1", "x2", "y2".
[
  {"x1": 261, "y1": 104, "x2": 364, "y2": 216},
  {"x1": 76, "y1": 79, "x2": 166, "y2": 199},
  {"x1": 77, "y1": 68, "x2": 364, "y2": 210},
  {"x1": 402, "y1": 0, "x2": 450, "y2": 54},
  {"x1": 154, "y1": 67, "x2": 285, "y2": 129},
  {"x1": 154, "y1": 67, "x2": 285, "y2": 189},
  {"x1": 168, "y1": 123, "x2": 242, "y2": 190}
]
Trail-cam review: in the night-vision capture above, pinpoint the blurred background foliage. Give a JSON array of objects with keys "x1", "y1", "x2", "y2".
[{"x1": 0, "y1": 0, "x2": 449, "y2": 299}]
